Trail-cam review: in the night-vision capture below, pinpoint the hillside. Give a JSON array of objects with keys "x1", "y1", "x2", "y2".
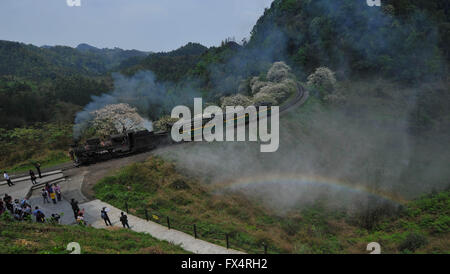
[
  {"x1": 75, "y1": 43, "x2": 149, "y2": 71},
  {"x1": 0, "y1": 218, "x2": 188, "y2": 254},
  {"x1": 93, "y1": 156, "x2": 449, "y2": 254},
  {"x1": 172, "y1": 0, "x2": 449, "y2": 98},
  {"x1": 121, "y1": 42, "x2": 208, "y2": 82},
  {"x1": 0, "y1": 40, "x2": 148, "y2": 79}
]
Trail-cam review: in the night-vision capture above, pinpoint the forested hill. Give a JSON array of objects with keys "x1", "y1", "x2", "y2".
[
  {"x1": 75, "y1": 43, "x2": 150, "y2": 71},
  {"x1": 0, "y1": 40, "x2": 208, "y2": 129},
  {"x1": 120, "y1": 42, "x2": 208, "y2": 82},
  {"x1": 1, "y1": 0, "x2": 448, "y2": 129},
  {"x1": 112, "y1": 0, "x2": 450, "y2": 101},
  {"x1": 180, "y1": 0, "x2": 449, "y2": 96},
  {"x1": 0, "y1": 40, "x2": 149, "y2": 79},
  {"x1": 247, "y1": 0, "x2": 449, "y2": 80}
]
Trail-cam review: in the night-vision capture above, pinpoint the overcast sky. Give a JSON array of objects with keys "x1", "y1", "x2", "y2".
[{"x1": 0, "y1": 0, "x2": 273, "y2": 52}]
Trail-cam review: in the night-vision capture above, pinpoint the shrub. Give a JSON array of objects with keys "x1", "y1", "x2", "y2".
[
  {"x1": 252, "y1": 94, "x2": 278, "y2": 106},
  {"x1": 238, "y1": 79, "x2": 251, "y2": 95},
  {"x1": 254, "y1": 79, "x2": 295, "y2": 104},
  {"x1": 323, "y1": 92, "x2": 347, "y2": 105},
  {"x1": 398, "y1": 233, "x2": 428, "y2": 252},
  {"x1": 307, "y1": 67, "x2": 337, "y2": 93},
  {"x1": 267, "y1": 61, "x2": 291, "y2": 82},
  {"x1": 220, "y1": 94, "x2": 253, "y2": 108},
  {"x1": 169, "y1": 179, "x2": 190, "y2": 190},
  {"x1": 154, "y1": 116, "x2": 178, "y2": 132},
  {"x1": 250, "y1": 77, "x2": 269, "y2": 95}
]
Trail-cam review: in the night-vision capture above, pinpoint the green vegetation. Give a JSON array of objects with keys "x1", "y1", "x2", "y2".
[
  {"x1": 0, "y1": 41, "x2": 148, "y2": 80},
  {"x1": 0, "y1": 123, "x2": 73, "y2": 172},
  {"x1": 0, "y1": 40, "x2": 148, "y2": 129},
  {"x1": 93, "y1": 156, "x2": 449, "y2": 254},
  {"x1": 121, "y1": 42, "x2": 208, "y2": 82},
  {"x1": 248, "y1": 0, "x2": 448, "y2": 82},
  {"x1": 0, "y1": 75, "x2": 110, "y2": 129},
  {"x1": 0, "y1": 219, "x2": 188, "y2": 254}
]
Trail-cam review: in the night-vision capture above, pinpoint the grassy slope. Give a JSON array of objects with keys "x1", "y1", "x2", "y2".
[
  {"x1": 0, "y1": 219, "x2": 188, "y2": 254},
  {"x1": 0, "y1": 123, "x2": 73, "y2": 173},
  {"x1": 93, "y1": 155, "x2": 449, "y2": 254},
  {"x1": 4, "y1": 151, "x2": 71, "y2": 174}
]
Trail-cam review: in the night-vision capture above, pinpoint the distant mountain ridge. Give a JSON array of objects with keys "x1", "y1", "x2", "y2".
[
  {"x1": 120, "y1": 42, "x2": 208, "y2": 82},
  {"x1": 0, "y1": 40, "x2": 150, "y2": 80}
]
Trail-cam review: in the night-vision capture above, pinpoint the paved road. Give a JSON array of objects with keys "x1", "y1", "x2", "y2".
[
  {"x1": 28, "y1": 195, "x2": 75, "y2": 225},
  {"x1": 81, "y1": 199, "x2": 244, "y2": 254},
  {"x1": 0, "y1": 172, "x2": 64, "y2": 201}
]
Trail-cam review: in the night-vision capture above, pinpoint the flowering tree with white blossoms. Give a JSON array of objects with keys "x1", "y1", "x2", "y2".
[
  {"x1": 306, "y1": 67, "x2": 337, "y2": 92},
  {"x1": 220, "y1": 94, "x2": 253, "y2": 108},
  {"x1": 90, "y1": 103, "x2": 145, "y2": 136}
]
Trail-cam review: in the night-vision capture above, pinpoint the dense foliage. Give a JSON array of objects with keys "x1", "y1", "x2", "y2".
[
  {"x1": 0, "y1": 75, "x2": 111, "y2": 128},
  {"x1": 121, "y1": 42, "x2": 208, "y2": 82},
  {"x1": 0, "y1": 41, "x2": 147, "y2": 128},
  {"x1": 248, "y1": 0, "x2": 449, "y2": 81}
]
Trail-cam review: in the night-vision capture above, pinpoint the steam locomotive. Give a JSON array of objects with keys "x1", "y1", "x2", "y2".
[
  {"x1": 70, "y1": 104, "x2": 275, "y2": 166},
  {"x1": 71, "y1": 130, "x2": 172, "y2": 165}
]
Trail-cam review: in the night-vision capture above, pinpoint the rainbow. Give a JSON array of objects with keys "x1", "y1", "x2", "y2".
[{"x1": 211, "y1": 173, "x2": 407, "y2": 205}]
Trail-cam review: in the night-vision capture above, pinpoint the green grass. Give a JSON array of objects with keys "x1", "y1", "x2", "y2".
[
  {"x1": 0, "y1": 123, "x2": 73, "y2": 173},
  {"x1": 93, "y1": 156, "x2": 449, "y2": 254},
  {"x1": 5, "y1": 150, "x2": 71, "y2": 173},
  {"x1": 0, "y1": 217, "x2": 189, "y2": 254}
]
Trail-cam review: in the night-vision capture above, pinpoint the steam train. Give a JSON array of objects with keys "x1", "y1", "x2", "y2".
[
  {"x1": 71, "y1": 130, "x2": 172, "y2": 165},
  {"x1": 70, "y1": 99, "x2": 283, "y2": 166},
  {"x1": 71, "y1": 105, "x2": 276, "y2": 165},
  {"x1": 70, "y1": 109, "x2": 267, "y2": 165}
]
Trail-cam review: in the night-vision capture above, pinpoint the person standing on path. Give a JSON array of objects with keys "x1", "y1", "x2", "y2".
[
  {"x1": 70, "y1": 199, "x2": 80, "y2": 220},
  {"x1": 34, "y1": 163, "x2": 42, "y2": 178},
  {"x1": 119, "y1": 212, "x2": 130, "y2": 228},
  {"x1": 3, "y1": 171, "x2": 14, "y2": 187},
  {"x1": 42, "y1": 189, "x2": 49, "y2": 204},
  {"x1": 45, "y1": 183, "x2": 56, "y2": 204},
  {"x1": 50, "y1": 190, "x2": 57, "y2": 204},
  {"x1": 29, "y1": 170, "x2": 37, "y2": 185},
  {"x1": 54, "y1": 183, "x2": 62, "y2": 201},
  {"x1": 101, "y1": 207, "x2": 112, "y2": 226}
]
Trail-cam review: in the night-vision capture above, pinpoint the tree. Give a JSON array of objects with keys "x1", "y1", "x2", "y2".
[
  {"x1": 267, "y1": 61, "x2": 291, "y2": 82},
  {"x1": 154, "y1": 115, "x2": 178, "y2": 132},
  {"x1": 90, "y1": 103, "x2": 145, "y2": 137},
  {"x1": 306, "y1": 67, "x2": 337, "y2": 94},
  {"x1": 248, "y1": 62, "x2": 298, "y2": 105},
  {"x1": 220, "y1": 94, "x2": 253, "y2": 108}
]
